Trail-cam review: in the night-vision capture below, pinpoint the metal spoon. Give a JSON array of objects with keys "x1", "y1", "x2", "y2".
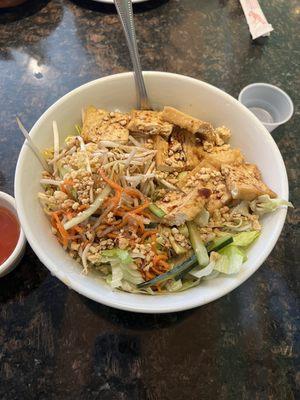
[{"x1": 114, "y1": 0, "x2": 151, "y2": 110}]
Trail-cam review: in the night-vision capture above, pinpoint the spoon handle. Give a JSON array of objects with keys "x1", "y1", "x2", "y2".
[{"x1": 114, "y1": 0, "x2": 151, "y2": 110}]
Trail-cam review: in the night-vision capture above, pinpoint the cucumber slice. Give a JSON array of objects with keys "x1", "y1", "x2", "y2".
[
  {"x1": 207, "y1": 236, "x2": 233, "y2": 253},
  {"x1": 137, "y1": 254, "x2": 197, "y2": 289}
]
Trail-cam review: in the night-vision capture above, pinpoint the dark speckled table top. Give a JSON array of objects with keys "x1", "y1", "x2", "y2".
[{"x1": 0, "y1": 0, "x2": 299, "y2": 399}]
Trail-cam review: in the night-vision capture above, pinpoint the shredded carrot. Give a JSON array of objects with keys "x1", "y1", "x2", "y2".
[
  {"x1": 124, "y1": 187, "x2": 144, "y2": 200},
  {"x1": 153, "y1": 254, "x2": 168, "y2": 266},
  {"x1": 99, "y1": 169, "x2": 123, "y2": 192},
  {"x1": 66, "y1": 211, "x2": 74, "y2": 220},
  {"x1": 157, "y1": 260, "x2": 170, "y2": 271},
  {"x1": 73, "y1": 225, "x2": 84, "y2": 233},
  {"x1": 109, "y1": 219, "x2": 123, "y2": 226},
  {"x1": 141, "y1": 230, "x2": 157, "y2": 242},
  {"x1": 151, "y1": 233, "x2": 157, "y2": 255},
  {"x1": 140, "y1": 211, "x2": 152, "y2": 218},
  {"x1": 124, "y1": 213, "x2": 144, "y2": 233},
  {"x1": 107, "y1": 233, "x2": 118, "y2": 239},
  {"x1": 129, "y1": 202, "x2": 150, "y2": 215},
  {"x1": 116, "y1": 220, "x2": 127, "y2": 229},
  {"x1": 102, "y1": 198, "x2": 111, "y2": 208},
  {"x1": 60, "y1": 183, "x2": 68, "y2": 194},
  {"x1": 114, "y1": 209, "x2": 126, "y2": 217},
  {"x1": 64, "y1": 179, "x2": 74, "y2": 186},
  {"x1": 151, "y1": 265, "x2": 163, "y2": 275},
  {"x1": 111, "y1": 191, "x2": 122, "y2": 210},
  {"x1": 156, "y1": 282, "x2": 162, "y2": 292},
  {"x1": 52, "y1": 212, "x2": 69, "y2": 247},
  {"x1": 56, "y1": 236, "x2": 63, "y2": 245},
  {"x1": 78, "y1": 204, "x2": 88, "y2": 211},
  {"x1": 145, "y1": 271, "x2": 155, "y2": 280},
  {"x1": 121, "y1": 205, "x2": 133, "y2": 211},
  {"x1": 153, "y1": 255, "x2": 165, "y2": 267}
]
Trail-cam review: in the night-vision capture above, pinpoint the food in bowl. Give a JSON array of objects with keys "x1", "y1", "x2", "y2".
[
  {"x1": 36, "y1": 105, "x2": 292, "y2": 294},
  {"x1": 0, "y1": 205, "x2": 20, "y2": 265}
]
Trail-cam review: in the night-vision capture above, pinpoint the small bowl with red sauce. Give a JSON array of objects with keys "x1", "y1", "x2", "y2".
[{"x1": 0, "y1": 191, "x2": 26, "y2": 277}]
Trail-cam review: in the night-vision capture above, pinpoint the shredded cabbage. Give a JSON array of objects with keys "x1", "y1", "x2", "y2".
[
  {"x1": 216, "y1": 246, "x2": 246, "y2": 274},
  {"x1": 233, "y1": 231, "x2": 260, "y2": 247},
  {"x1": 230, "y1": 200, "x2": 250, "y2": 216},
  {"x1": 194, "y1": 209, "x2": 210, "y2": 227},
  {"x1": 102, "y1": 249, "x2": 144, "y2": 289},
  {"x1": 189, "y1": 261, "x2": 215, "y2": 279},
  {"x1": 64, "y1": 185, "x2": 111, "y2": 230},
  {"x1": 101, "y1": 249, "x2": 132, "y2": 265},
  {"x1": 165, "y1": 279, "x2": 183, "y2": 292},
  {"x1": 250, "y1": 195, "x2": 293, "y2": 216},
  {"x1": 223, "y1": 218, "x2": 252, "y2": 232}
]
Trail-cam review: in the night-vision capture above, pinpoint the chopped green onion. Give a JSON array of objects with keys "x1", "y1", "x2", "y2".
[{"x1": 148, "y1": 204, "x2": 166, "y2": 218}]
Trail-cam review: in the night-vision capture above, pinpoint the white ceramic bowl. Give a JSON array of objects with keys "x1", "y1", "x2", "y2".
[
  {"x1": 0, "y1": 191, "x2": 26, "y2": 277},
  {"x1": 15, "y1": 72, "x2": 289, "y2": 313},
  {"x1": 92, "y1": 0, "x2": 149, "y2": 3}
]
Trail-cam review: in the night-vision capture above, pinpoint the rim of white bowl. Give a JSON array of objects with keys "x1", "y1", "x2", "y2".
[
  {"x1": 238, "y1": 83, "x2": 294, "y2": 128},
  {"x1": 14, "y1": 72, "x2": 289, "y2": 313},
  {"x1": 92, "y1": 0, "x2": 148, "y2": 3},
  {"x1": 0, "y1": 191, "x2": 26, "y2": 275}
]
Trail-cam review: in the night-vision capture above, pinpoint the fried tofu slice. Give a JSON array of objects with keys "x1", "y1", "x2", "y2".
[
  {"x1": 81, "y1": 106, "x2": 129, "y2": 143},
  {"x1": 221, "y1": 163, "x2": 277, "y2": 201},
  {"x1": 161, "y1": 106, "x2": 213, "y2": 137},
  {"x1": 153, "y1": 130, "x2": 196, "y2": 172},
  {"x1": 154, "y1": 134, "x2": 191, "y2": 172},
  {"x1": 161, "y1": 106, "x2": 233, "y2": 147},
  {"x1": 157, "y1": 188, "x2": 211, "y2": 226},
  {"x1": 154, "y1": 135, "x2": 181, "y2": 172},
  {"x1": 214, "y1": 126, "x2": 231, "y2": 144},
  {"x1": 174, "y1": 129, "x2": 199, "y2": 171},
  {"x1": 127, "y1": 110, "x2": 173, "y2": 137},
  {"x1": 176, "y1": 160, "x2": 218, "y2": 189},
  {"x1": 176, "y1": 163, "x2": 232, "y2": 212},
  {"x1": 199, "y1": 147, "x2": 244, "y2": 170}
]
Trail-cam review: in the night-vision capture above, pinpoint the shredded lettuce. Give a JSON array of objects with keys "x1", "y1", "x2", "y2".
[
  {"x1": 233, "y1": 231, "x2": 260, "y2": 247},
  {"x1": 165, "y1": 279, "x2": 183, "y2": 292},
  {"x1": 110, "y1": 264, "x2": 123, "y2": 288},
  {"x1": 216, "y1": 246, "x2": 246, "y2": 274},
  {"x1": 230, "y1": 200, "x2": 250, "y2": 217},
  {"x1": 101, "y1": 249, "x2": 132, "y2": 265},
  {"x1": 194, "y1": 209, "x2": 210, "y2": 227},
  {"x1": 189, "y1": 261, "x2": 215, "y2": 279},
  {"x1": 57, "y1": 162, "x2": 71, "y2": 179},
  {"x1": 223, "y1": 218, "x2": 252, "y2": 232},
  {"x1": 250, "y1": 195, "x2": 293, "y2": 216},
  {"x1": 103, "y1": 249, "x2": 143, "y2": 289},
  {"x1": 121, "y1": 264, "x2": 144, "y2": 285},
  {"x1": 178, "y1": 224, "x2": 189, "y2": 238},
  {"x1": 169, "y1": 235, "x2": 187, "y2": 255}
]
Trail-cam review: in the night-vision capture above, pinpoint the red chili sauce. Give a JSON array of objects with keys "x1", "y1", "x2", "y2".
[{"x1": 0, "y1": 206, "x2": 20, "y2": 265}]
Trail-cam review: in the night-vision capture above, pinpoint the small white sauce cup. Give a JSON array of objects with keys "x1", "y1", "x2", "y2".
[
  {"x1": 238, "y1": 83, "x2": 294, "y2": 132},
  {"x1": 0, "y1": 191, "x2": 26, "y2": 277}
]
